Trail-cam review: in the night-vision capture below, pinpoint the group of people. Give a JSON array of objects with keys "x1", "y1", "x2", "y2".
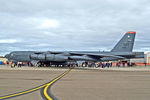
[
  {"x1": 116, "y1": 62, "x2": 136, "y2": 67},
  {"x1": 9, "y1": 61, "x2": 137, "y2": 68},
  {"x1": 82, "y1": 62, "x2": 113, "y2": 68},
  {"x1": 11, "y1": 62, "x2": 22, "y2": 68},
  {"x1": 96, "y1": 62, "x2": 113, "y2": 68},
  {"x1": 81, "y1": 61, "x2": 136, "y2": 68}
]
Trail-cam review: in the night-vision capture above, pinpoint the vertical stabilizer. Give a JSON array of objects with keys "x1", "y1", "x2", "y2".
[{"x1": 111, "y1": 31, "x2": 136, "y2": 52}]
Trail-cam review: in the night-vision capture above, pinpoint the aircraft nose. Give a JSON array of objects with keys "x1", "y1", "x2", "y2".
[{"x1": 5, "y1": 54, "x2": 9, "y2": 59}]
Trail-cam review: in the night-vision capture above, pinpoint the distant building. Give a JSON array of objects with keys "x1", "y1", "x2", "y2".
[
  {"x1": 0, "y1": 56, "x2": 8, "y2": 64},
  {"x1": 145, "y1": 52, "x2": 150, "y2": 63},
  {"x1": 0, "y1": 56, "x2": 7, "y2": 61},
  {"x1": 130, "y1": 52, "x2": 150, "y2": 64}
]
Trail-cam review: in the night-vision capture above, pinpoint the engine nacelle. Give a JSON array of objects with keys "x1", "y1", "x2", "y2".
[
  {"x1": 30, "y1": 54, "x2": 45, "y2": 60},
  {"x1": 30, "y1": 54, "x2": 68, "y2": 62},
  {"x1": 46, "y1": 54, "x2": 68, "y2": 62},
  {"x1": 69, "y1": 56, "x2": 94, "y2": 61}
]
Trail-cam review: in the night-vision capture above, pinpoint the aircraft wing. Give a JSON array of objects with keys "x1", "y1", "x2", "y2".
[
  {"x1": 34, "y1": 51, "x2": 63, "y2": 54},
  {"x1": 69, "y1": 52, "x2": 125, "y2": 59},
  {"x1": 34, "y1": 51, "x2": 125, "y2": 59},
  {"x1": 34, "y1": 52, "x2": 45, "y2": 54},
  {"x1": 47, "y1": 51, "x2": 63, "y2": 54}
]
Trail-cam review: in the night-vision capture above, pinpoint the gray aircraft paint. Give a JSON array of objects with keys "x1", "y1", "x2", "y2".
[
  {"x1": 5, "y1": 32, "x2": 144, "y2": 65},
  {"x1": 111, "y1": 32, "x2": 136, "y2": 52}
]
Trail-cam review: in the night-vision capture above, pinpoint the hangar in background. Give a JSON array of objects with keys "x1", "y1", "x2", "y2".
[
  {"x1": 130, "y1": 52, "x2": 150, "y2": 64},
  {"x1": 0, "y1": 56, "x2": 7, "y2": 65},
  {"x1": 145, "y1": 52, "x2": 150, "y2": 63}
]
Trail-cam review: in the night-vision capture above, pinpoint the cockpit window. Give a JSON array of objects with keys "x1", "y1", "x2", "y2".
[{"x1": 10, "y1": 54, "x2": 14, "y2": 56}]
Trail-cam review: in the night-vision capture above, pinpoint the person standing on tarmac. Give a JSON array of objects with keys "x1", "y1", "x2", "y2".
[
  {"x1": 110, "y1": 62, "x2": 112, "y2": 67},
  {"x1": 122, "y1": 62, "x2": 125, "y2": 67},
  {"x1": 11, "y1": 63, "x2": 15, "y2": 68},
  {"x1": 144, "y1": 62, "x2": 147, "y2": 66},
  {"x1": 102, "y1": 63, "x2": 105, "y2": 68},
  {"x1": 106, "y1": 63, "x2": 110, "y2": 68},
  {"x1": 18, "y1": 62, "x2": 22, "y2": 67}
]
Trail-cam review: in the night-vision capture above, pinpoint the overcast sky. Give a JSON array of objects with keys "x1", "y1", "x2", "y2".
[{"x1": 0, "y1": 0, "x2": 150, "y2": 55}]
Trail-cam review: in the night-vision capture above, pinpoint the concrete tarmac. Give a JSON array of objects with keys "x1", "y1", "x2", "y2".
[
  {"x1": 1, "y1": 65, "x2": 150, "y2": 100},
  {"x1": 52, "y1": 69, "x2": 150, "y2": 100},
  {"x1": 0, "y1": 66, "x2": 65, "y2": 100}
]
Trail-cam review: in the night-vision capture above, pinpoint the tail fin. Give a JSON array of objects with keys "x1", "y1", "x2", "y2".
[{"x1": 111, "y1": 31, "x2": 136, "y2": 52}]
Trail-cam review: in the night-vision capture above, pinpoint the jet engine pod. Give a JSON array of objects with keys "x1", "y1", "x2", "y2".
[
  {"x1": 69, "y1": 56, "x2": 94, "y2": 61},
  {"x1": 46, "y1": 54, "x2": 68, "y2": 62},
  {"x1": 30, "y1": 54, "x2": 45, "y2": 60}
]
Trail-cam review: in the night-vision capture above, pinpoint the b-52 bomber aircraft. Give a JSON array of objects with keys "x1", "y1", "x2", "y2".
[{"x1": 5, "y1": 31, "x2": 144, "y2": 66}]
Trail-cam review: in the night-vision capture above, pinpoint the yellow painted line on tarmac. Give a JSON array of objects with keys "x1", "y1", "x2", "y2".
[
  {"x1": 0, "y1": 68, "x2": 72, "y2": 100},
  {"x1": 0, "y1": 83, "x2": 47, "y2": 99},
  {"x1": 43, "y1": 68, "x2": 72, "y2": 100}
]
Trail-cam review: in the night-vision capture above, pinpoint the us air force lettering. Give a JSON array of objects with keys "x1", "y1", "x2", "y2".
[{"x1": 5, "y1": 31, "x2": 144, "y2": 66}]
